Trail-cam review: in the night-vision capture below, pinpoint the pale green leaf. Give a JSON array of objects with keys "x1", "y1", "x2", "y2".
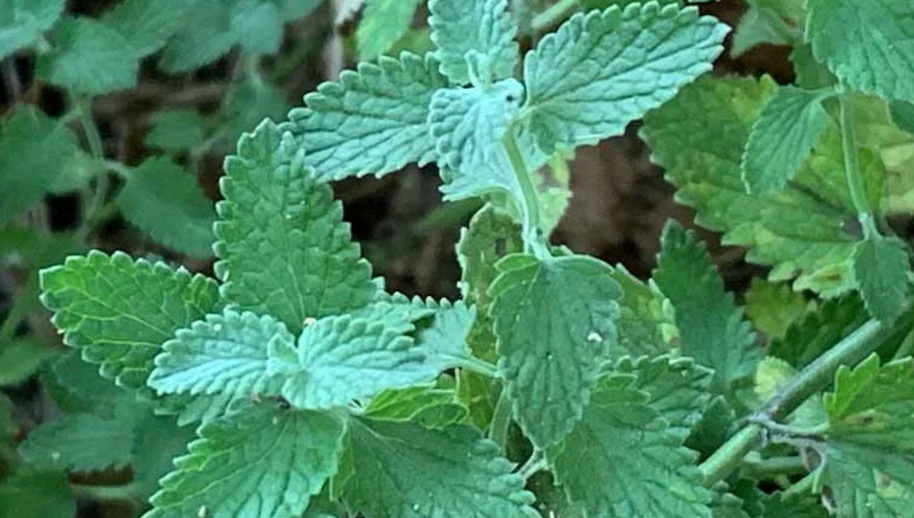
[
  {"x1": 853, "y1": 235, "x2": 911, "y2": 323},
  {"x1": 145, "y1": 109, "x2": 208, "y2": 152},
  {"x1": 730, "y1": 6, "x2": 789, "y2": 58},
  {"x1": 19, "y1": 413, "x2": 134, "y2": 472},
  {"x1": 0, "y1": 339, "x2": 53, "y2": 386},
  {"x1": 641, "y1": 75, "x2": 861, "y2": 296},
  {"x1": 38, "y1": 16, "x2": 139, "y2": 96},
  {"x1": 428, "y1": 0, "x2": 518, "y2": 85},
  {"x1": 748, "y1": 0, "x2": 804, "y2": 22},
  {"x1": 890, "y1": 100, "x2": 914, "y2": 134},
  {"x1": 807, "y1": 0, "x2": 914, "y2": 103},
  {"x1": 216, "y1": 120, "x2": 376, "y2": 334},
  {"x1": 116, "y1": 157, "x2": 216, "y2": 258},
  {"x1": 744, "y1": 279, "x2": 810, "y2": 340},
  {"x1": 365, "y1": 386, "x2": 468, "y2": 429},
  {"x1": 357, "y1": 0, "x2": 423, "y2": 60},
  {"x1": 456, "y1": 369, "x2": 499, "y2": 430},
  {"x1": 146, "y1": 403, "x2": 345, "y2": 518},
  {"x1": 790, "y1": 44, "x2": 836, "y2": 91},
  {"x1": 101, "y1": 0, "x2": 195, "y2": 56},
  {"x1": 823, "y1": 355, "x2": 914, "y2": 518},
  {"x1": 232, "y1": 0, "x2": 283, "y2": 54},
  {"x1": 429, "y1": 80, "x2": 526, "y2": 204},
  {"x1": 157, "y1": 0, "x2": 239, "y2": 73},
  {"x1": 40, "y1": 251, "x2": 222, "y2": 389},
  {"x1": 279, "y1": 314, "x2": 437, "y2": 409},
  {"x1": 457, "y1": 205, "x2": 523, "y2": 360},
  {"x1": 741, "y1": 86, "x2": 831, "y2": 192},
  {"x1": 149, "y1": 310, "x2": 294, "y2": 398},
  {"x1": 0, "y1": 469, "x2": 75, "y2": 518},
  {"x1": 0, "y1": 106, "x2": 79, "y2": 226},
  {"x1": 523, "y1": 3, "x2": 728, "y2": 153},
  {"x1": 752, "y1": 356, "x2": 826, "y2": 428},
  {"x1": 414, "y1": 300, "x2": 478, "y2": 372},
  {"x1": 548, "y1": 373, "x2": 712, "y2": 518},
  {"x1": 653, "y1": 221, "x2": 760, "y2": 397},
  {"x1": 0, "y1": 0, "x2": 65, "y2": 60},
  {"x1": 490, "y1": 253, "x2": 621, "y2": 448},
  {"x1": 288, "y1": 52, "x2": 448, "y2": 180},
  {"x1": 337, "y1": 417, "x2": 537, "y2": 518}
]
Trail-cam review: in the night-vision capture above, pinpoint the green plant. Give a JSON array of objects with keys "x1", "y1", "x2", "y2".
[{"x1": 18, "y1": 0, "x2": 914, "y2": 518}]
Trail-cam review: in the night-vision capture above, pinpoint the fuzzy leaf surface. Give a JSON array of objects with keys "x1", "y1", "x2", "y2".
[
  {"x1": 216, "y1": 120, "x2": 376, "y2": 334},
  {"x1": 616, "y1": 356, "x2": 712, "y2": 433},
  {"x1": 548, "y1": 373, "x2": 712, "y2": 518},
  {"x1": 523, "y1": 3, "x2": 728, "y2": 152},
  {"x1": 337, "y1": 417, "x2": 537, "y2": 518},
  {"x1": 428, "y1": 0, "x2": 518, "y2": 85},
  {"x1": 853, "y1": 235, "x2": 911, "y2": 323},
  {"x1": 491, "y1": 254, "x2": 620, "y2": 448},
  {"x1": 807, "y1": 0, "x2": 914, "y2": 103},
  {"x1": 741, "y1": 86, "x2": 830, "y2": 192},
  {"x1": 116, "y1": 157, "x2": 216, "y2": 258},
  {"x1": 289, "y1": 53, "x2": 448, "y2": 180},
  {"x1": 149, "y1": 310, "x2": 294, "y2": 399},
  {"x1": 40, "y1": 251, "x2": 221, "y2": 388},
  {"x1": 146, "y1": 403, "x2": 344, "y2": 518},
  {"x1": 653, "y1": 221, "x2": 760, "y2": 397}
]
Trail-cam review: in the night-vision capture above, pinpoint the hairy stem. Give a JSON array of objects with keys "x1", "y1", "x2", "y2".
[
  {"x1": 517, "y1": 449, "x2": 548, "y2": 479},
  {"x1": 700, "y1": 318, "x2": 887, "y2": 486},
  {"x1": 76, "y1": 99, "x2": 110, "y2": 240},
  {"x1": 453, "y1": 355, "x2": 499, "y2": 378},
  {"x1": 531, "y1": 0, "x2": 580, "y2": 32},
  {"x1": 838, "y1": 93, "x2": 878, "y2": 238},
  {"x1": 489, "y1": 388, "x2": 513, "y2": 450},
  {"x1": 504, "y1": 131, "x2": 546, "y2": 257},
  {"x1": 741, "y1": 455, "x2": 808, "y2": 479}
]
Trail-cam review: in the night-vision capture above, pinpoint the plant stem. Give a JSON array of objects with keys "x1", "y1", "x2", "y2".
[
  {"x1": 517, "y1": 449, "x2": 548, "y2": 479},
  {"x1": 489, "y1": 389, "x2": 513, "y2": 450},
  {"x1": 700, "y1": 317, "x2": 887, "y2": 486},
  {"x1": 531, "y1": 0, "x2": 580, "y2": 32},
  {"x1": 838, "y1": 93, "x2": 879, "y2": 238},
  {"x1": 504, "y1": 131, "x2": 545, "y2": 257},
  {"x1": 453, "y1": 355, "x2": 499, "y2": 378},
  {"x1": 782, "y1": 470, "x2": 818, "y2": 497},
  {"x1": 741, "y1": 455, "x2": 808, "y2": 479},
  {"x1": 71, "y1": 483, "x2": 139, "y2": 502},
  {"x1": 75, "y1": 98, "x2": 110, "y2": 240}
]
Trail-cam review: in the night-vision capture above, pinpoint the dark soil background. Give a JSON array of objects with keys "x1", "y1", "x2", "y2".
[{"x1": 0, "y1": 1, "x2": 799, "y2": 516}]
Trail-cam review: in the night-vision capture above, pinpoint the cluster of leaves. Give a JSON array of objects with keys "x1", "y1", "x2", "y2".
[{"x1": 8, "y1": 0, "x2": 914, "y2": 518}]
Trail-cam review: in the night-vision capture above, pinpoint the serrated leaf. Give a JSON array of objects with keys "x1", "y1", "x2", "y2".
[
  {"x1": 0, "y1": 469, "x2": 75, "y2": 518},
  {"x1": 642, "y1": 75, "x2": 862, "y2": 296},
  {"x1": 357, "y1": 0, "x2": 423, "y2": 60},
  {"x1": 38, "y1": 16, "x2": 139, "y2": 96},
  {"x1": 853, "y1": 235, "x2": 911, "y2": 323},
  {"x1": 0, "y1": 339, "x2": 53, "y2": 386},
  {"x1": 216, "y1": 120, "x2": 376, "y2": 334},
  {"x1": 761, "y1": 492, "x2": 829, "y2": 518},
  {"x1": 807, "y1": 0, "x2": 914, "y2": 103},
  {"x1": 730, "y1": 6, "x2": 789, "y2": 58},
  {"x1": 365, "y1": 386, "x2": 468, "y2": 429},
  {"x1": 741, "y1": 86, "x2": 831, "y2": 192},
  {"x1": 414, "y1": 300, "x2": 478, "y2": 372},
  {"x1": 618, "y1": 356, "x2": 712, "y2": 432},
  {"x1": 429, "y1": 80, "x2": 526, "y2": 204},
  {"x1": 149, "y1": 310, "x2": 293, "y2": 398},
  {"x1": 769, "y1": 296, "x2": 866, "y2": 369},
  {"x1": 146, "y1": 403, "x2": 344, "y2": 518},
  {"x1": 116, "y1": 157, "x2": 216, "y2": 258},
  {"x1": 289, "y1": 52, "x2": 448, "y2": 180},
  {"x1": 0, "y1": 106, "x2": 80, "y2": 226},
  {"x1": 744, "y1": 279, "x2": 810, "y2": 340},
  {"x1": 823, "y1": 356, "x2": 914, "y2": 518},
  {"x1": 548, "y1": 373, "x2": 712, "y2": 518},
  {"x1": 101, "y1": 0, "x2": 195, "y2": 56},
  {"x1": 490, "y1": 253, "x2": 621, "y2": 448},
  {"x1": 890, "y1": 101, "x2": 914, "y2": 134},
  {"x1": 19, "y1": 413, "x2": 134, "y2": 472},
  {"x1": 428, "y1": 0, "x2": 518, "y2": 85},
  {"x1": 610, "y1": 264, "x2": 679, "y2": 358},
  {"x1": 457, "y1": 204, "x2": 523, "y2": 360},
  {"x1": 337, "y1": 417, "x2": 537, "y2": 518},
  {"x1": 145, "y1": 109, "x2": 207, "y2": 152},
  {"x1": 40, "y1": 251, "x2": 222, "y2": 389},
  {"x1": 279, "y1": 314, "x2": 437, "y2": 409},
  {"x1": 523, "y1": 3, "x2": 728, "y2": 153},
  {"x1": 653, "y1": 221, "x2": 760, "y2": 397},
  {"x1": 0, "y1": 0, "x2": 65, "y2": 60}
]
